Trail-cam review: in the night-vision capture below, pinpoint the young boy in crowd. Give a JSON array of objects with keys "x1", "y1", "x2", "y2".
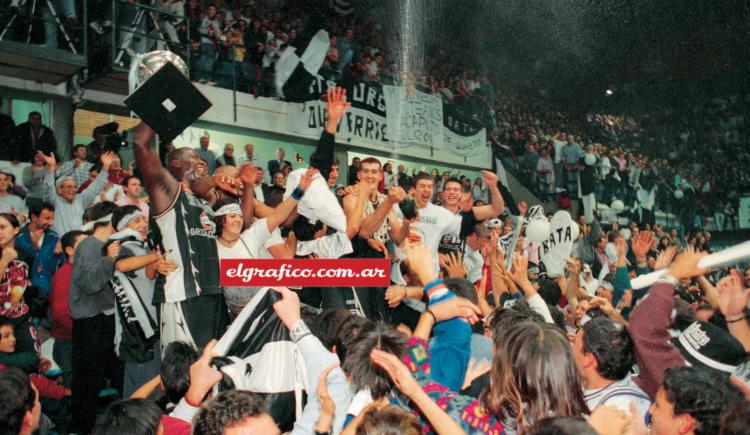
[{"x1": 49, "y1": 230, "x2": 86, "y2": 389}]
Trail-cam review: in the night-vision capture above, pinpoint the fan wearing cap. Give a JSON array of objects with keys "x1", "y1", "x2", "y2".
[
  {"x1": 40, "y1": 151, "x2": 118, "y2": 236},
  {"x1": 628, "y1": 248, "x2": 747, "y2": 414}
]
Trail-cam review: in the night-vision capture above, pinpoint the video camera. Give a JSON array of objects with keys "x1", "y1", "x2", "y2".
[{"x1": 94, "y1": 122, "x2": 128, "y2": 152}]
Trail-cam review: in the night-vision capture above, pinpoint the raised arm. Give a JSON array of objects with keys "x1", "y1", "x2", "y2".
[
  {"x1": 308, "y1": 87, "x2": 351, "y2": 181},
  {"x1": 629, "y1": 249, "x2": 705, "y2": 397},
  {"x1": 342, "y1": 182, "x2": 369, "y2": 239},
  {"x1": 471, "y1": 171, "x2": 504, "y2": 220},
  {"x1": 39, "y1": 152, "x2": 57, "y2": 200},
  {"x1": 716, "y1": 270, "x2": 750, "y2": 352},
  {"x1": 132, "y1": 123, "x2": 179, "y2": 216},
  {"x1": 78, "y1": 151, "x2": 116, "y2": 207},
  {"x1": 508, "y1": 254, "x2": 554, "y2": 323},
  {"x1": 360, "y1": 187, "x2": 405, "y2": 239},
  {"x1": 265, "y1": 168, "x2": 316, "y2": 233}
]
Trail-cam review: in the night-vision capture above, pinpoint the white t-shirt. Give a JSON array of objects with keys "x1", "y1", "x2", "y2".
[
  {"x1": 216, "y1": 218, "x2": 271, "y2": 260},
  {"x1": 257, "y1": 227, "x2": 284, "y2": 259},
  {"x1": 397, "y1": 202, "x2": 462, "y2": 273},
  {"x1": 463, "y1": 245, "x2": 484, "y2": 284},
  {"x1": 552, "y1": 139, "x2": 566, "y2": 164},
  {"x1": 584, "y1": 376, "x2": 651, "y2": 417}
]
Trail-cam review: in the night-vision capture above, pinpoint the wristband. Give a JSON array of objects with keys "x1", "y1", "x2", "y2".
[
  {"x1": 726, "y1": 315, "x2": 747, "y2": 324},
  {"x1": 425, "y1": 309, "x2": 438, "y2": 323},
  {"x1": 291, "y1": 187, "x2": 306, "y2": 201},
  {"x1": 423, "y1": 278, "x2": 443, "y2": 293},
  {"x1": 290, "y1": 319, "x2": 311, "y2": 342}
]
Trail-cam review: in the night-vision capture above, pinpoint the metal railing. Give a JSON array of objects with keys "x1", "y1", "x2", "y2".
[
  {"x1": 90, "y1": 0, "x2": 189, "y2": 73},
  {"x1": 0, "y1": 0, "x2": 88, "y2": 54}
]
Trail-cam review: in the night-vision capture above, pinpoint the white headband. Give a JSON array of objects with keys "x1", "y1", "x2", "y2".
[
  {"x1": 214, "y1": 203, "x2": 242, "y2": 216},
  {"x1": 81, "y1": 213, "x2": 113, "y2": 232},
  {"x1": 116, "y1": 210, "x2": 144, "y2": 231}
]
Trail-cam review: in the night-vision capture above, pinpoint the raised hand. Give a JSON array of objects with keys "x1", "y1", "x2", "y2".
[
  {"x1": 298, "y1": 167, "x2": 319, "y2": 191},
  {"x1": 590, "y1": 296, "x2": 616, "y2": 316},
  {"x1": 271, "y1": 286, "x2": 301, "y2": 330},
  {"x1": 403, "y1": 242, "x2": 436, "y2": 285},
  {"x1": 38, "y1": 151, "x2": 55, "y2": 169},
  {"x1": 325, "y1": 87, "x2": 351, "y2": 134},
  {"x1": 631, "y1": 230, "x2": 654, "y2": 260},
  {"x1": 668, "y1": 246, "x2": 707, "y2": 281},
  {"x1": 212, "y1": 173, "x2": 241, "y2": 196},
  {"x1": 441, "y1": 251, "x2": 467, "y2": 278},
  {"x1": 517, "y1": 201, "x2": 528, "y2": 217},
  {"x1": 509, "y1": 254, "x2": 530, "y2": 286},
  {"x1": 565, "y1": 257, "x2": 581, "y2": 276},
  {"x1": 386, "y1": 186, "x2": 407, "y2": 205},
  {"x1": 100, "y1": 151, "x2": 117, "y2": 171},
  {"x1": 370, "y1": 349, "x2": 420, "y2": 398},
  {"x1": 133, "y1": 122, "x2": 155, "y2": 148},
  {"x1": 460, "y1": 192, "x2": 473, "y2": 212},
  {"x1": 316, "y1": 364, "x2": 337, "y2": 425},
  {"x1": 654, "y1": 245, "x2": 677, "y2": 270},
  {"x1": 429, "y1": 296, "x2": 482, "y2": 325},
  {"x1": 481, "y1": 170, "x2": 497, "y2": 187},
  {"x1": 185, "y1": 339, "x2": 223, "y2": 406},
  {"x1": 239, "y1": 163, "x2": 261, "y2": 186},
  {"x1": 716, "y1": 269, "x2": 750, "y2": 318}
]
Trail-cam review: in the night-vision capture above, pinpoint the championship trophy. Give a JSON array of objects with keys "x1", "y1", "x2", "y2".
[{"x1": 124, "y1": 50, "x2": 212, "y2": 143}]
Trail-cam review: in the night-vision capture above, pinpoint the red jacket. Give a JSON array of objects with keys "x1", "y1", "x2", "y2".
[
  {"x1": 49, "y1": 264, "x2": 73, "y2": 340},
  {"x1": 629, "y1": 280, "x2": 685, "y2": 398},
  {"x1": 0, "y1": 364, "x2": 67, "y2": 399}
]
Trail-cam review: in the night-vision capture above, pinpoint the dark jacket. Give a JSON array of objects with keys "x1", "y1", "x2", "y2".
[{"x1": 13, "y1": 122, "x2": 58, "y2": 161}]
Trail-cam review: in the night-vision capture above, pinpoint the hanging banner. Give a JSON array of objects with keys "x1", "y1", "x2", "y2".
[
  {"x1": 285, "y1": 76, "x2": 486, "y2": 157},
  {"x1": 383, "y1": 85, "x2": 443, "y2": 149},
  {"x1": 443, "y1": 103, "x2": 486, "y2": 157},
  {"x1": 287, "y1": 77, "x2": 390, "y2": 146}
]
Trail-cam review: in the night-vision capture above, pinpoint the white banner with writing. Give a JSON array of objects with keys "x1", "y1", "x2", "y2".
[{"x1": 383, "y1": 85, "x2": 444, "y2": 149}]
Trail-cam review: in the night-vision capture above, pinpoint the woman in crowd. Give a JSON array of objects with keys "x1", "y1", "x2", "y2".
[{"x1": 0, "y1": 213, "x2": 37, "y2": 355}]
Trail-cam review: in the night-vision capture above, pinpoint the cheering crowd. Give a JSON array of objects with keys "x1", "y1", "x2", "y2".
[{"x1": 0, "y1": 86, "x2": 749, "y2": 435}]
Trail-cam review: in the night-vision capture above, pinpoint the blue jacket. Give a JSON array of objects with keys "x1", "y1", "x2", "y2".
[{"x1": 15, "y1": 226, "x2": 61, "y2": 294}]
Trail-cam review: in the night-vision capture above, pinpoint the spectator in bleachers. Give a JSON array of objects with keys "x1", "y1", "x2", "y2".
[
  {"x1": 21, "y1": 152, "x2": 49, "y2": 211},
  {"x1": 115, "y1": 175, "x2": 150, "y2": 219},
  {"x1": 15, "y1": 201, "x2": 57, "y2": 296},
  {"x1": 196, "y1": 5, "x2": 222, "y2": 85},
  {"x1": 56, "y1": 145, "x2": 93, "y2": 189},
  {"x1": 216, "y1": 143, "x2": 236, "y2": 167},
  {"x1": 267, "y1": 147, "x2": 291, "y2": 177},
  {"x1": 12, "y1": 112, "x2": 57, "y2": 162},
  {"x1": 49, "y1": 230, "x2": 86, "y2": 389},
  {"x1": 561, "y1": 134, "x2": 583, "y2": 197},
  {"x1": 42, "y1": 151, "x2": 115, "y2": 236},
  {"x1": 195, "y1": 135, "x2": 217, "y2": 175},
  {"x1": 0, "y1": 173, "x2": 27, "y2": 223}
]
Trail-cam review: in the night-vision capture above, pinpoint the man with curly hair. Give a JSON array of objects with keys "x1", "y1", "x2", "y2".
[
  {"x1": 193, "y1": 390, "x2": 280, "y2": 435},
  {"x1": 649, "y1": 367, "x2": 742, "y2": 435}
]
